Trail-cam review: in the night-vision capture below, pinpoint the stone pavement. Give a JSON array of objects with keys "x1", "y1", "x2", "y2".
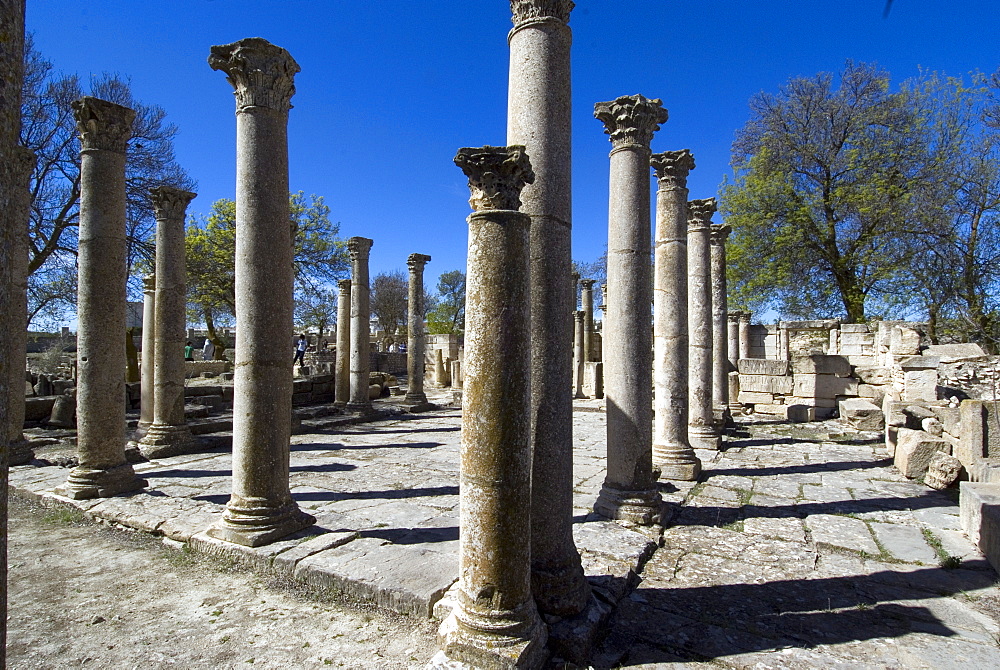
[{"x1": 9, "y1": 392, "x2": 1000, "y2": 668}]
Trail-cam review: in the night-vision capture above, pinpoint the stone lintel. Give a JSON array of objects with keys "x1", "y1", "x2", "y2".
[
  {"x1": 208, "y1": 37, "x2": 299, "y2": 113},
  {"x1": 594, "y1": 94, "x2": 667, "y2": 151},
  {"x1": 72, "y1": 96, "x2": 135, "y2": 153},
  {"x1": 454, "y1": 145, "x2": 535, "y2": 212}
]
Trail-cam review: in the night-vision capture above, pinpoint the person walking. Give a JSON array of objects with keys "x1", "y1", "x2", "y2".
[
  {"x1": 293, "y1": 333, "x2": 309, "y2": 367},
  {"x1": 184, "y1": 341, "x2": 195, "y2": 361}
]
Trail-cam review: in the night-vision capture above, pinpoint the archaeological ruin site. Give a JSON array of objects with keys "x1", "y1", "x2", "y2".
[{"x1": 4, "y1": 1, "x2": 1000, "y2": 669}]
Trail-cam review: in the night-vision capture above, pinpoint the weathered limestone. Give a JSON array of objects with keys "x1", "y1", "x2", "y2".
[
  {"x1": 434, "y1": 349, "x2": 449, "y2": 387},
  {"x1": 650, "y1": 150, "x2": 699, "y2": 481},
  {"x1": 204, "y1": 38, "x2": 313, "y2": 546},
  {"x1": 593, "y1": 94, "x2": 666, "y2": 524},
  {"x1": 738, "y1": 311, "x2": 751, "y2": 360},
  {"x1": 334, "y1": 279, "x2": 351, "y2": 407},
  {"x1": 439, "y1": 145, "x2": 546, "y2": 669},
  {"x1": 7, "y1": 147, "x2": 35, "y2": 466},
  {"x1": 727, "y1": 312, "x2": 740, "y2": 371},
  {"x1": 580, "y1": 279, "x2": 596, "y2": 362},
  {"x1": 404, "y1": 253, "x2": 433, "y2": 408},
  {"x1": 574, "y1": 310, "x2": 587, "y2": 399},
  {"x1": 710, "y1": 223, "x2": 732, "y2": 414},
  {"x1": 135, "y1": 274, "x2": 157, "y2": 440},
  {"x1": 507, "y1": 0, "x2": 589, "y2": 618},
  {"x1": 347, "y1": 236, "x2": 374, "y2": 413},
  {"x1": 687, "y1": 198, "x2": 721, "y2": 450},
  {"x1": 55, "y1": 97, "x2": 146, "y2": 500},
  {"x1": 138, "y1": 187, "x2": 198, "y2": 459}
]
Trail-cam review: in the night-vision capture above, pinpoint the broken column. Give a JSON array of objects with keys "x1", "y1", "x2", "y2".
[
  {"x1": 739, "y1": 310, "x2": 752, "y2": 360},
  {"x1": 405, "y1": 253, "x2": 432, "y2": 407},
  {"x1": 347, "y1": 236, "x2": 374, "y2": 413},
  {"x1": 7, "y1": 147, "x2": 35, "y2": 466},
  {"x1": 574, "y1": 310, "x2": 587, "y2": 399},
  {"x1": 711, "y1": 223, "x2": 732, "y2": 415},
  {"x1": 687, "y1": 198, "x2": 721, "y2": 450},
  {"x1": 439, "y1": 145, "x2": 546, "y2": 668},
  {"x1": 727, "y1": 312, "x2": 740, "y2": 370},
  {"x1": 334, "y1": 279, "x2": 351, "y2": 407},
  {"x1": 138, "y1": 186, "x2": 198, "y2": 458},
  {"x1": 205, "y1": 38, "x2": 313, "y2": 545},
  {"x1": 580, "y1": 279, "x2": 596, "y2": 362},
  {"x1": 507, "y1": 0, "x2": 589, "y2": 616},
  {"x1": 135, "y1": 273, "x2": 156, "y2": 440},
  {"x1": 55, "y1": 97, "x2": 146, "y2": 499},
  {"x1": 593, "y1": 94, "x2": 666, "y2": 524},
  {"x1": 650, "y1": 149, "x2": 700, "y2": 481}
]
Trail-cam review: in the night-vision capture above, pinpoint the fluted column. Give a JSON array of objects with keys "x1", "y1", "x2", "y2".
[
  {"x1": 573, "y1": 310, "x2": 586, "y2": 399},
  {"x1": 687, "y1": 198, "x2": 721, "y2": 450},
  {"x1": 651, "y1": 150, "x2": 700, "y2": 481},
  {"x1": 334, "y1": 279, "x2": 351, "y2": 406},
  {"x1": 135, "y1": 274, "x2": 156, "y2": 440},
  {"x1": 439, "y1": 145, "x2": 546, "y2": 669},
  {"x1": 593, "y1": 94, "x2": 666, "y2": 525},
  {"x1": 739, "y1": 310, "x2": 752, "y2": 360},
  {"x1": 405, "y1": 253, "x2": 432, "y2": 407},
  {"x1": 55, "y1": 97, "x2": 146, "y2": 499},
  {"x1": 7, "y1": 147, "x2": 35, "y2": 466},
  {"x1": 347, "y1": 236, "x2": 374, "y2": 412},
  {"x1": 711, "y1": 223, "x2": 732, "y2": 415},
  {"x1": 507, "y1": 0, "x2": 589, "y2": 616},
  {"x1": 204, "y1": 38, "x2": 313, "y2": 546},
  {"x1": 580, "y1": 279, "x2": 595, "y2": 362},
  {"x1": 139, "y1": 186, "x2": 198, "y2": 458}
]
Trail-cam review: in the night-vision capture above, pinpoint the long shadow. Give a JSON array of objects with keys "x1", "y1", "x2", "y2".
[
  {"x1": 707, "y1": 457, "x2": 894, "y2": 479},
  {"x1": 144, "y1": 468, "x2": 232, "y2": 479},
  {"x1": 290, "y1": 485, "x2": 459, "y2": 503},
  {"x1": 349, "y1": 426, "x2": 461, "y2": 436},
  {"x1": 290, "y1": 441, "x2": 444, "y2": 453},
  {"x1": 289, "y1": 462, "x2": 356, "y2": 474},
  {"x1": 360, "y1": 525, "x2": 459, "y2": 544}
]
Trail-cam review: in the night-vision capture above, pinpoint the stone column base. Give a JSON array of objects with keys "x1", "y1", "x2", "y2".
[
  {"x1": 206, "y1": 497, "x2": 315, "y2": 547},
  {"x1": 437, "y1": 601, "x2": 548, "y2": 670},
  {"x1": 594, "y1": 483, "x2": 663, "y2": 526},
  {"x1": 652, "y1": 441, "x2": 701, "y2": 481},
  {"x1": 531, "y1": 552, "x2": 591, "y2": 618},
  {"x1": 54, "y1": 463, "x2": 147, "y2": 500},
  {"x1": 132, "y1": 420, "x2": 153, "y2": 443},
  {"x1": 137, "y1": 423, "x2": 198, "y2": 460},
  {"x1": 403, "y1": 392, "x2": 428, "y2": 405},
  {"x1": 689, "y1": 426, "x2": 721, "y2": 450},
  {"x1": 9, "y1": 437, "x2": 34, "y2": 466},
  {"x1": 345, "y1": 401, "x2": 373, "y2": 414}
]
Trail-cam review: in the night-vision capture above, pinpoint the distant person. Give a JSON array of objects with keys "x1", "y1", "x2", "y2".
[
  {"x1": 293, "y1": 334, "x2": 308, "y2": 367},
  {"x1": 184, "y1": 341, "x2": 194, "y2": 361},
  {"x1": 203, "y1": 338, "x2": 215, "y2": 361}
]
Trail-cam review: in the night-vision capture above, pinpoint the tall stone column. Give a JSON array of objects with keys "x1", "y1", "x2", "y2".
[
  {"x1": 55, "y1": 97, "x2": 146, "y2": 500},
  {"x1": 439, "y1": 145, "x2": 546, "y2": 668},
  {"x1": 7, "y1": 147, "x2": 35, "y2": 466},
  {"x1": 347, "y1": 237, "x2": 374, "y2": 412},
  {"x1": 139, "y1": 186, "x2": 198, "y2": 459},
  {"x1": 205, "y1": 38, "x2": 313, "y2": 546},
  {"x1": 650, "y1": 150, "x2": 700, "y2": 481},
  {"x1": 135, "y1": 274, "x2": 156, "y2": 440},
  {"x1": 711, "y1": 223, "x2": 732, "y2": 413},
  {"x1": 728, "y1": 312, "x2": 741, "y2": 370},
  {"x1": 687, "y1": 198, "x2": 721, "y2": 450},
  {"x1": 404, "y1": 253, "x2": 432, "y2": 408},
  {"x1": 739, "y1": 310, "x2": 752, "y2": 360},
  {"x1": 580, "y1": 279, "x2": 595, "y2": 362},
  {"x1": 593, "y1": 94, "x2": 666, "y2": 525},
  {"x1": 507, "y1": 0, "x2": 589, "y2": 616},
  {"x1": 334, "y1": 279, "x2": 351, "y2": 407},
  {"x1": 573, "y1": 310, "x2": 586, "y2": 399}
]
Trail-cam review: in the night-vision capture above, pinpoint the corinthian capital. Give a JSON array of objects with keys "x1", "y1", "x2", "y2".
[
  {"x1": 594, "y1": 95, "x2": 667, "y2": 151},
  {"x1": 72, "y1": 97, "x2": 135, "y2": 153},
  {"x1": 454, "y1": 145, "x2": 535, "y2": 212},
  {"x1": 209, "y1": 37, "x2": 300, "y2": 113},
  {"x1": 143, "y1": 273, "x2": 156, "y2": 294},
  {"x1": 511, "y1": 0, "x2": 574, "y2": 25},
  {"x1": 407, "y1": 253, "x2": 432, "y2": 273},
  {"x1": 347, "y1": 236, "x2": 373, "y2": 262},
  {"x1": 710, "y1": 223, "x2": 732, "y2": 244},
  {"x1": 149, "y1": 186, "x2": 197, "y2": 221},
  {"x1": 687, "y1": 198, "x2": 717, "y2": 231},
  {"x1": 651, "y1": 149, "x2": 695, "y2": 186},
  {"x1": 337, "y1": 278, "x2": 352, "y2": 293}
]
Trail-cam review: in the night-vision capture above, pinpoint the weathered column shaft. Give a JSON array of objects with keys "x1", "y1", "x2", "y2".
[
  {"x1": 7, "y1": 147, "x2": 35, "y2": 466},
  {"x1": 439, "y1": 145, "x2": 545, "y2": 668},
  {"x1": 574, "y1": 310, "x2": 586, "y2": 399},
  {"x1": 739, "y1": 311, "x2": 752, "y2": 360},
  {"x1": 580, "y1": 279, "x2": 595, "y2": 362},
  {"x1": 507, "y1": 0, "x2": 589, "y2": 617},
  {"x1": 405, "y1": 253, "x2": 431, "y2": 406},
  {"x1": 347, "y1": 236, "x2": 373, "y2": 412},
  {"x1": 56, "y1": 97, "x2": 146, "y2": 499},
  {"x1": 594, "y1": 94, "x2": 666, "y2": 525},
  {"x1": 137, "y1": 274, "x2": 157, "y2": 434},
  {"x1": 205, "y1": 37, "x2": 313, "y2": 546},
  {"x1": 728, "y1": 312, "x2": 740, "y2": 370},
  {"x1": 711, "y1": 223, "x2": 732, "y2": 411},
  {"x1": 334, "y1": 279, "x2": 351, "y2": 406},
  {"x1": 687, "y1": 198, "x2": 720, "y2": 450},
  {"x1": 651, "y1": 150, "x2": 700, "y2": 481}
]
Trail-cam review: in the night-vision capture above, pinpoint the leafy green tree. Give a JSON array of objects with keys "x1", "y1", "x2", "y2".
[
  {"x1": 294, "y1": 280, "x2": 338, "y2": 340},
  {"x1": 426, "y1": 269, "x2": 466, "y2": 335},
  {"x1": 370, "y1": 270, "x2": 408, "y2": 343}
]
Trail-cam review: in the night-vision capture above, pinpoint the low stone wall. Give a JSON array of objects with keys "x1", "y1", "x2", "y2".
[{"x1": 184, "y1": 360, "x2": 232, "y2": 377}]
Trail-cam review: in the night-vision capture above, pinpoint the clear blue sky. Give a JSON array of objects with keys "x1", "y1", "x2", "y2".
[{"x1": 25, "y1": 0, "x2": 1000, "y2": 290}]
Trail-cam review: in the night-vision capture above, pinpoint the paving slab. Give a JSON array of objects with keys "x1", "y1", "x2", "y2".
[
  {"x1": 806, "y1": 513, "x2": 880, "y2": 555},
  {"x1": 870, "y1": 521, "x2": 938, "y2": 564}
]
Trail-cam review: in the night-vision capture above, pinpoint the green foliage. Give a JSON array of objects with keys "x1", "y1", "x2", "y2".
[
  {"x1": 426, "y1": 269, "x2": 466, "y2": 335},
  {"x1": 371, "y1": 270, "x2": 408, "y2": 340}
]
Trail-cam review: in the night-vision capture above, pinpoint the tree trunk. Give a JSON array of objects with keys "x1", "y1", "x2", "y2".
[{"x1": 202, "y1": 308, "x2": 226, "y2": 360}]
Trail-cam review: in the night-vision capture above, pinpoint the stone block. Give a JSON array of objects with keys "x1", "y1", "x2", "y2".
[
  {"x1": 791, "y1": 354, "x2": 851, "y2": 377},
  {"x1": 779, "y1": 319, "x2": 840, "y2": 330},
  {"x1": 738, "y1": 374, "x2": 793, "y2": 394},
  {"x1": 753, "y1": 403, "x2": 786, "y2": 415},
  {"x1": 793, "y1": 373, "x2": 858, "y2": 398},
  {"x1": 854, "y1": 366, "x2": 892, "y2": 385},
  {"x1": 894, "y1": 427, "x2": 950, "y2": 479},
  {"x1": 960, "y1": 481, "x2": 1000, "y2": 572},
  {"x1": 956, "y1": 400, "x2": 1000, "y2": 468},
  {"x1": 839, "y1": 398, "x2": 884, "y2": 431},
  {"x1": 788, "y1": 396, "x2": 837, "y2": 408},
  {"x1": 786, "y1": 404, "x2": 816, "y2": 423},
  {"x1": 840, "y1": 323, "x2": 870, "y2": 333},
  {"x1": 925, "y1": 452, "x2": 962, "y2": 490},
  {"x1": 857, "y1": 383, "x2": 886, "y2": 406},
  {"x1": 23, "y1": 396, "x2": 56, "y2": 422},
  {"x1": 923, "y1": 343, "x2": 988, "y2": 363},
  {"x1": 737, "y1": 359, "x2": 789, "y2": 376},
  {"x1": 890, "y1": 326, "x2": 922, "y2": 355},
  {"x1": 903, "y1": 368, "x2": 938, "y2": 402},
  {"x1": 738, "y1": 391, "x2": 774, "y2": 404},
  {"x1": 839, "y1": 331, "x2": 874, "y2": 345},
  {"x1": 847, "y1": 355, "x2": 876, "y2": 366}
]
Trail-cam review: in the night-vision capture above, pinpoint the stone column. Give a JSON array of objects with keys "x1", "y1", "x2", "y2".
[
  {"x1": 507, "y1": 0, "x2": 589, "y2": 617},
  {"x1": 650, "y1": 150, "x2": 700, "y2": 481},
  {"x1": 138, "y1": 186, "x2": 198, "y2": 459},
  {"x1": 739, "y1": 310, "x2": 752, "y2": 360},
  {"x1": 593, "y1": 94, "x2": 666, "y2": 525},
  {"x1": 439, "y1": 145, "x2": 546, "y2": 668},
  {"x1": 347, "y1": 236, "x2": 373, "y2": 412},
  {"x1": 204, "y1": 38, "x2": 313, "y2": 546},
  {"x1": 580, "y1": 279, "x2": 595, "y2": 362},
  {"x1": 687, "y1": 198, "x2": 721, "y2": 450},
  {"x1": 404, "y1": 253, "x2": 432, "y2": 407},
  {"x1": 135, "y1": 273, "x2": 156, "y2": 440},
  {"x1": 7, "y1": 147, "x2": 35, "y2": 466},
  {"x1": 334, "y1": 279, "x2": 351, "y2": 407},
  {"x1": 55, "y1": 97, "x2": 146, "y2": 499},
  {"x1": 573, "y1": 310, "x2": 586, "y2": 399},
  {"x1": 710, "y1": 223, "x2": 732, "y2": 414},
  {"x1": 728, "y1": 312, "x2": 740, "y2": 370}
]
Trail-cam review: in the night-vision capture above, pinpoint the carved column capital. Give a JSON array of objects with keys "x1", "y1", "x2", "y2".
[
  {"x1": 149, "y1": 186, "x2": 197, "y2": 221},
  {"x1": 454, "y1": 145, "x2": 535, "y2": 212},
  {"x1": 208, "y1": 37, "x2": 300, "y2": 113},
  {"x1": 347, "y1": 236, "x2": 373, "y2": 262},
  {"x1": 407, "y1": 253, "x2": 432, "y2": 273},
  {"x1": 687, "y1": 197, "x2": 717, "y2": 232},
  {"x1": 72, "y1": 96, "x2": 135, "y2": 153},
  {"x1": 337, "y1": 278, "x2": 352, "y2": 292},
  {"x1": 574, "y1": 310, "x2": 585, "y2": 323},
  {"x1": 651, "y1": 149, "x2": 695, "y2": 187},
  {"x1": 727, "y1": 311, "x2": 742, "y2": 323},
  {"x1": 710, "y1": 222, "x2": 732, "y2": 244},
  {"x1": 594, "y1": 94, "x2": 667, "y2": 152},
  {"x1": 511, "y1": 0, "x2": 574, "y2": 25},
  {"x1": 143, "y1": 273, "x2": 156, "y2": 295},
  {"x1": 740, "y1": 310, "x2": 752, "y2": 323},
  {"x1": 579, "y1": 278, "x2": 596, "y2": 290}
]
